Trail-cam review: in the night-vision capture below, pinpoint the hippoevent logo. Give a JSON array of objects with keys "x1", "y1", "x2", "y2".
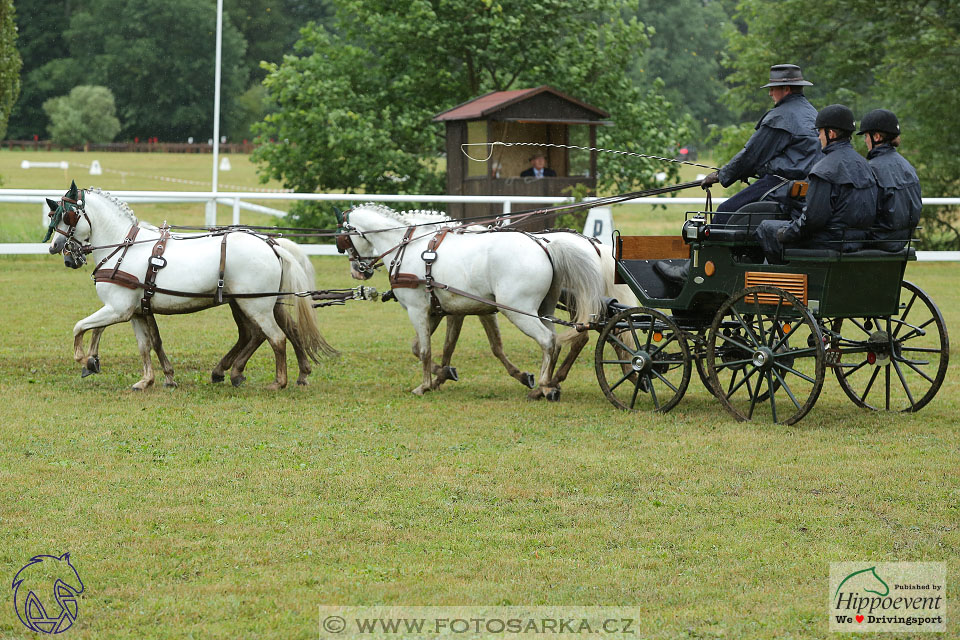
[
  {"x1": 11, "y1": 553, "x2": 84, "y2": 634},
  {"x1": 829, "y1": 562, "x2": 945, "y2": 633}
]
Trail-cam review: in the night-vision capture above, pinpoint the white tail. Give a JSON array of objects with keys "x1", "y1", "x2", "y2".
[
  {"x1": 544, "y1": 239, "x2": 605, "y2": 343},
  {"x1": 275, "y1": 243, "x2": 339, "y2": 359}
]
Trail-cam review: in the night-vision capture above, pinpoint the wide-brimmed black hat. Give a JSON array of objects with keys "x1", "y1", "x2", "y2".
[{"x1": 762, "y1": 64, "x2": 813, "y2": 88}]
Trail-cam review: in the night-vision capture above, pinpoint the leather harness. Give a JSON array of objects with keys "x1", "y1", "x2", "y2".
[{"x1": 92, "y1": 225, "x2": 282, "y2": 315}]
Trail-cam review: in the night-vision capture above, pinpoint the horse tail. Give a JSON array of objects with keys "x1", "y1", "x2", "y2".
[
  {"x1": 275, "y1": 242, "x2": 339, "y2": 360},
  {"x1": 543, "y1": 237, "x2": 605, "y2": 345}
]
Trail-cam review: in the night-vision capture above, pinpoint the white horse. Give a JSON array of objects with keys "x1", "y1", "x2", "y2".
[
  {"x1": 79, "y1": 238, "x2": 331, "y2": 387},
  {"x1": 46, "y1": 182, "x2": 335, "y2": 390},
  {"x1": 337, "y1": 204, "x2": 605, "y2": 399},
  {"x1": 397, "y1": 210, "x2": 640, "y2": 396}
]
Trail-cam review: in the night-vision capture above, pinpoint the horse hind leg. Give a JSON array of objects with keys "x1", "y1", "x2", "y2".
[
  {"x1": 144, "y1": 315, "x2": 177, "y2": 388},
  {"x1": 235, "y1": 300, "x2": 287, "y2": 390},
  {"x1": 129, "y1": 316, "x2": 156, "y2": 391},
  {"x1": 274, "y1": 303, "x2": 312, "y2": 386},
  {"x1": 500, "y1": 311, "x2": 561, "y2": 401},
  {"x1": 478, "y1": 314, "x2": 536, "y2": 389},
  {"x1": 431, "y1": 315, "x2": 462, "y2": 389},
  {"x1": 213, "y1": 302, "x2": 257, "y2": 384}
]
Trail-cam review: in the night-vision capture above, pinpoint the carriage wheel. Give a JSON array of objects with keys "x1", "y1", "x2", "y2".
[
  {"x1": 595, "y1": 307, "x2": 691, "y2": 413},
  {"x1": 693, "y1": 334, "x2": 719, "y2": 397},
  {"x1": 830, "y1": 280, "x2": 949, "y2": 412},
  {"x1": 706, "y1": 286, "x2": 825, "y2": 425}
]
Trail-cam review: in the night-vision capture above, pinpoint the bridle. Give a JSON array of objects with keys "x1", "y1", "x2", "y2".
[
  {"x1": 46, "y1": 190, "x2": 91, "y2": 266},
  {"x1": 335, "y1": 208, "x2": 382, "y2": 276}
]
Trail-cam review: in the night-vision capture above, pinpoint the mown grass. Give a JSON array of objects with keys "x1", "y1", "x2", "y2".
[{"x1": 0, "y1": 251, "x2": 957, "y2": 639}]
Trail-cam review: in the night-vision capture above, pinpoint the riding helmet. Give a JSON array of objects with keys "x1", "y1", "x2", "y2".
[
  {"x1": 815, "y1": 104, "x2": 856, "y2": 133},
  {"x1": 856, "y1": 109, "x2": 900, "y2": 136}
]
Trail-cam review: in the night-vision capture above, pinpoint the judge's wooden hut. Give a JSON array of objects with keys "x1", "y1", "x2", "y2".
[{"x1": 433, "y1": 86, "x2": 610, "y2": 228}]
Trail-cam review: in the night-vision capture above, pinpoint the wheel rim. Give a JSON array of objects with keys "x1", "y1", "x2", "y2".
[
  {"x1": 831, "y1": 280, "x2": 949, "y2": 412},
  {"x1": 706, "y1": 286, "x2": 825, "y2": 425},
  {"x1": 595, "y1": 307, "x2": 691, "y2": 413}
]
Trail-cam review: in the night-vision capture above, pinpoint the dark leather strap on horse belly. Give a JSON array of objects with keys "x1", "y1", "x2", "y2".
[
  {"x1": 389, "y1": 273, "x2": 422, "y2": 288},
  {"x1": 141, "y1": 226, "x2": 171, "y2": 315},
  {"x1": 93, "y1": 268, "x2": 142, "y2": 290}
]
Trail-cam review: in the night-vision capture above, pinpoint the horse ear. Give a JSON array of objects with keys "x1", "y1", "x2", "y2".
[
  {"x1": 333, "y1": 207, "x2": 343, "y2": 225},
  {"x1": 60, "y1": 552, "x2": 71, "y2": 561},
  {"x1": 46, "y1": 198, "x2": 58, "y2": 211},
  {"x1": 68, "y1": 180, "x2": 79, "y2": 199}
]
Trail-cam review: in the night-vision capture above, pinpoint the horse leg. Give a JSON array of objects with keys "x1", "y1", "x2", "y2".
[
  {"x1": 235, "y1": 301, "x2": 287, "y2": 390},
  {"x1": 274, "y1": 303, "x2": 312, "y2": 386},
  {"x1": 407, "y1": 308, "x2": 435, "y2": 396},
  {"x1": 80, "y1": 327, "x2": 105, "y2": 376},
  {"x1": 129, "y1": 316, "x2": 156, "y2": 391},
  {"x1": 73, "y1": 306, "x2": 132, "y2": 368},
  {"x1": 431, "y1": 315, "x2": 462, "y2": 388},
  {"x1": 500, "y1": 311, "x2": 561, "y2": 401},
  {"x1": 549, "y1": 331, "x2": 590, "y2": 389},
  {"x1": 478, "y1": 314, "x2": 536, "y2": 389},
  {"x1": 213, "y1": 302, "x2": 256, "y2": 383},
  {"x1": 143, "y1": 315, "x2": 177, "y2": 388}
]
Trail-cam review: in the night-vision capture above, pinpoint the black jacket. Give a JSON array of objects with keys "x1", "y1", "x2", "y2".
[
  {"x1": 718, "y1": 93, "x2": 822, "y2": 187},
  {"x1": 867, "y1": 144, "x2": 921, "y2": 251},
  {"x1": 779, "y1": 139, "x2": 878, "y2": 251}
]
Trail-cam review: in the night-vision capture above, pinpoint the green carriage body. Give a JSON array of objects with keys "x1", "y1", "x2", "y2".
[{"x1": 594, "y1": 212, "x2": 947, "y2": 424}]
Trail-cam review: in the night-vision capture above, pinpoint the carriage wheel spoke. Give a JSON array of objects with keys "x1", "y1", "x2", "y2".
[
  {"x1": 774, "y1": 360, "x2": 817, "y2": 384},
  {"x1": 772, "y1": 367, "x2": 803, "y2": 410},
  {"x1": 891, "y1": 358, "x2": 916, "y2": 407},
  {"x1": 731, "y1": 307, "x2": 763, "y2": 348},
  {"x1": 767, "y1": 370, "x2": 778, "y2": 422},
  {"x1": 651, "y1": 368, "x2": 680, "y2": 394},
  {"x1": 902, "y1": 359, "x2": 935, "y2": 384},
  {"x1": 860, "y1": 366, "x2": 882, "y2": 403}
]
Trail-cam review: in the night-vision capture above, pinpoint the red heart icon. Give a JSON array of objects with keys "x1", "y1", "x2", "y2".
[{"x1": 856, "y1": 615, "x2": 864, "y2": 623}]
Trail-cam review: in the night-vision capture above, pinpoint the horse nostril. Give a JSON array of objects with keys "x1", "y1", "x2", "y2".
[{"x1": 49, "y1": 243, "x2": 60, "y2": 255}]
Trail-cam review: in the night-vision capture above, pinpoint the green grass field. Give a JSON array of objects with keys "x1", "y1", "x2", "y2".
[
  {"x1": 0, "y1": 251, "x2": 957, "y2": 638},
  {"x1": 0, "y1": 152, "x2": 957, "y2": 638}
]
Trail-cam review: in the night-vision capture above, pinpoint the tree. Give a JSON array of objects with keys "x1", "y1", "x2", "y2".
[
  {"x1": 628, "y1": 0, "x2": 734, "y2": 131},
  {"x1": 0, "y1": 0, "x2": 20, "y2": 141},
  {"x1": 43, "y1": 85, "x2": 121, "y2": 146},
  {"x1": 253, "y1": 0, "x2": 692, "y2": 229},
  {"x1": 12, "y1": 0, "x2": 248, "y2": 142},
  {"x1": 721, "y1": 0, "x2": 960, "y2": 247}
]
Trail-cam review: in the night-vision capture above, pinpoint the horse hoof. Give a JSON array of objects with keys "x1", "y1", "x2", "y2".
[
  {"x1": 81, "y1": 366, "x2": 93, "y2": 378},
  {"x1": 521, "y1": 372, "x2": 536, "y2": 389},
  {"x1": 442, "y1": 366, "x2": 459, "y2": 382},
  {"x1": 231, "y1": 375, "x2": 246, "y2": 387},
  {"x1": 211, "y1": 371, "x2": 225, "y2": 383},
  {"x1": 546, "y1": 388, "x2": 561, "y2": 402},
  {"x1": 163, "y1": 381, "x2": 178, "y2": 389},
  {"x1": 86, "y1": 356, "x2": 101, "y2": 374},
  {"x1": 266, "y1": 383, "x2": 284, "y2": 391},
  {"x1": 527, "y1": 388, "x2": 544, "y2": 401},
  {"x1": 296, "y1": 379, "x2": 308, "y2": 386}
]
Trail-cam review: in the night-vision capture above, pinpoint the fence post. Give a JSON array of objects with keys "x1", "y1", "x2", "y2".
[
  {"x1": 40, "y1": 202, "x2": 47, "y2": 229},
  {"x1": 204, "y1": 199, "x2": 217, "y2": 227},
  {"x1": 501, "y1": 200, "x2": 512, "y2": 226},
  {"x1": 232, "y1": 198, "x2": 241, "y2": 226}
]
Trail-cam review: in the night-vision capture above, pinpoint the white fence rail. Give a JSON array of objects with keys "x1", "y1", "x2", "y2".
[{"x1": 2, "y1": 189, "x2": 958, "y2": 259}]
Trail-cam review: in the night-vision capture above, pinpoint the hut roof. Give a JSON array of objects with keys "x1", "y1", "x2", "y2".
[{"x1": 433, "y1": 86, "x2": 609, "y2": 123}]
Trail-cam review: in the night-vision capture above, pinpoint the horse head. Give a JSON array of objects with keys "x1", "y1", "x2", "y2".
[
  {"x1": 834, "y1": 566, "x2": 890, "y2": 599},
  {"x1": 45, "y1": 181, "x2": 90, "y2": 267},
  {"x1": 336, "y1": 204, "x2": 399, "y2": 280},
  {"x1": 12, "y1": 553, "x2": 85, "y2": 633}
]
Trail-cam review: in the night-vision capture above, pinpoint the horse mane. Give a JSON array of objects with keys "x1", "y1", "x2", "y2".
[
  {"x1": 86, "y1": 187, "x2": 144, "y2": 227},
  {"x1": 398, "y1": 209, "x2": 451, "y2": 226}
]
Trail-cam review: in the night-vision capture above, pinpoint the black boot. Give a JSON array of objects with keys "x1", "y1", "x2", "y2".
[{"x1": 653, "y1": 260, "x2": 690, "y2": 285}]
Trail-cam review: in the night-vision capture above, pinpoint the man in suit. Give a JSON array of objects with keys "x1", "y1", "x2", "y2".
[{"x1": 520, "y1": 151, "x2": 556, "y2": 178}]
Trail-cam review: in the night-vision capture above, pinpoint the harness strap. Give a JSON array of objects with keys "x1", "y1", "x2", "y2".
[
  {"x1": 91, "y1": 225, "x2": 141, "y2": 279},
  {"x1": 217, "y1": 234, "x2": 228, "y2": 304},
  {"x1": 140, "y1": 225, "x2": 171, "y2": 315}
]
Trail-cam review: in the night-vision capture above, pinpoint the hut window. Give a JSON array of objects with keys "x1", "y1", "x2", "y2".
[
  {"x1": 466, "y1": 121, "x2": 488, "y2": 178},
  {"x1": 568, "y1": 125, "x2": 591, "y2": 177}
]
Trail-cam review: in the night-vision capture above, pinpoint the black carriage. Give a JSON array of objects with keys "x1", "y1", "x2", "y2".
[{"x1": 594, "y1": 196, "x2": 949, "y2": 425}]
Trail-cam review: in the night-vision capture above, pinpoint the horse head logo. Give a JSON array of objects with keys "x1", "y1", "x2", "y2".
[
  {"x1": 834, "y1": 565, "x2": 890, "y2": 598},
  {"x1": 12, "y1": 553, "x2": 84, "y2": 634}
]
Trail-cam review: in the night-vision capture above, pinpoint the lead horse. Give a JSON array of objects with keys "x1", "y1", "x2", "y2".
[
  {"x1": 337, "y1": 204, "x2": 606, "y2": 399},
  {"x1": 46, "y1": 182, "x2": 336, "y2": 390}
]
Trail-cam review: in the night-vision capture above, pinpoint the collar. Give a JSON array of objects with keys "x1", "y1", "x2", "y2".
[
  {"x1": 866, "y1": 143, "x2": 896, "y2": 160},
  {"x1": 773, "y1": 92, "x2": 806, "y2": 108},
  {"x1": 822, "y1": 138, "x2": 853, "y2": 155}
]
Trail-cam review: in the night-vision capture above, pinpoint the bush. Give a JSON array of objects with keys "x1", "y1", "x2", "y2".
[{"x1": 42, "y1": 85, "x2": 121, "y2": 147}]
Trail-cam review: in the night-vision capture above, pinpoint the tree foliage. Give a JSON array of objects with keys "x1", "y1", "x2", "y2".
[
  {"x1": 628, "y1": 0, "x2": 733, "y2": 131},
  {"x1": 43, "y1": 85, "x2": 121, "y2": 146},
  {"x1": 253, "y1": 0, "x2": 692, "y2": 229},
  {"x1": 0, "y1": 0, "x2": 20, "y2": 141},
  {"x1": 722, "y1": 0, "x2": 960, "y2": 247}
]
